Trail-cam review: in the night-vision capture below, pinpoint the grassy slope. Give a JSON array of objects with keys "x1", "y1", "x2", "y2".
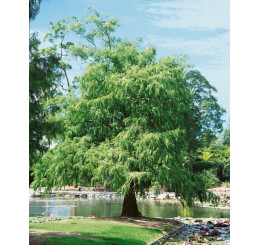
[{"x1": 30, "y1": 219, "x2": 163, "y2": 245}]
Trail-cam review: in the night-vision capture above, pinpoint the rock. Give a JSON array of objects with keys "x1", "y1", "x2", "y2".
[
  {"x1": 200, "y1": 226, "x2": 209, "y2": 232},
  {"x1": 214, "y1": 223, "x2": 229, "y2": 227},
  {"x1": 210, "y1": 230, "x2": 220, "y2": 236},
  {"x1": 158, "y1": 193, "x2": 169, "y2": 199},
  {"x1": 194, "y1": 218, "x2": 202, "y2": 222},
  {"x1": 149, "y1": 195, "x2": 157, "y2": 199},
  {"x1": 164, "y1": 217, "x2": 229, "y2": 244},
  {"x1": 207, "y1": 237, "x2": 216, "y2": 241},
  {"x1": 168, "y1": 192, "x2": 176, "y2": 198}
]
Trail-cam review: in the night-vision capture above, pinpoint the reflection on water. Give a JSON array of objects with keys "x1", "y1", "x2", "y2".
[{"x1": 29, "y1": 197, "x2": 230, "y2": 218}]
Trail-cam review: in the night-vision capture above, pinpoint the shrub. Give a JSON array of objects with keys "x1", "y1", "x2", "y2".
[
  {"x1": 152, "y1": 184, "x2": 160, "y2": 195},
  {"x1": 200, "y1": 169, "x2": 220, "y2": 189}
]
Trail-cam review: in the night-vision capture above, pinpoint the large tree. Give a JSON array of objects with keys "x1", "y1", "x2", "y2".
[{"x1": 31, "y1": 8, "x2": 225, "y2": 216}]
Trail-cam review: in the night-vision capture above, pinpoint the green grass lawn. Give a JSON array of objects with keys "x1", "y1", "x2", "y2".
[{"x1": 30, "y1": 219, "x2": 163, "y2": 244}]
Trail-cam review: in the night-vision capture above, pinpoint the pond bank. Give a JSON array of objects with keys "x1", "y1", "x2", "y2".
[
  {"x1": 164, "y1": 217, "x2": 230, "y2": 244},
  {"x1": 29, "y1": 216, "x2": 230, "y2": 244}
]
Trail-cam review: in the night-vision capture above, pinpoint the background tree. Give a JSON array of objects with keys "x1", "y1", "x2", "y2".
[
  {"x1": 221, "y1": 127, "x2": 230, "y2": 146},
  {"x1": 29, "y1": 0, "x2": 42, "y2": 21},
  {"x1": 31, "y1": 8, "x2": 225, "y2": 216},
  {"x1": 29, "y1": 0, "x2": 63, "y2": 183},
  {"x1": 29, "y1": 33, "x2": 63, "y2": 182},
  {"x1": 185, "y1": 70, "x2": 226, "y2": 151},
  {"x1": 200, "y1": 169, "x2": 220, "y2": 189},
  {"x1": 194, "y1": 127, "x2": 230, "y2": 183}
]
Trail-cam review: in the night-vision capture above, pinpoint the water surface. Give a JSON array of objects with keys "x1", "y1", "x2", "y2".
[{"x1": 29, "y1": 197, "x2": 230, "y2": 218}]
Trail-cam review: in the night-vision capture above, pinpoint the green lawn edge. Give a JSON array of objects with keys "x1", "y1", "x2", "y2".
[{"x1": 30, "y1": 219, "x2": 163, "y2": 245}]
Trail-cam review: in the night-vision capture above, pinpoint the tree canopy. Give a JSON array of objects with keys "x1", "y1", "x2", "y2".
[
  {"x1": 29, "y1": 0, "x2": 42, "y2": 21},
  {"x1": 31, "y1": 8, "x2": 225, "y2": 216},
  {"x1": 29, "y1": 0, "x2": 62, "y2": 183}
]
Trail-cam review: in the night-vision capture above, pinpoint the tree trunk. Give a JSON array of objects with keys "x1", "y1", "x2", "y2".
[
  {"x1": 73, "y1": 182, "x2": 77, "y2": 188},
  {"x1": 121, "y1": 182, "x2": 142, "y2": 217}
]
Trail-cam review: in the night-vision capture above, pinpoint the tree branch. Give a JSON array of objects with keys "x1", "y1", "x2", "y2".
[
  {"x1": 70, "y1": 120, "x2": 112, "y2": 129},
  {"x1": 59, "y1": 35, "x2": 70, "y2": 88},
  {"x1": 62, "y1": 68, "x2": 70, "y2": 87},
  {"x1": 104, "y1": 29, "x2": 112, "y2": 50},
  {"x1": 57, "y1": 80, "x2": 67, "y2": 91}
]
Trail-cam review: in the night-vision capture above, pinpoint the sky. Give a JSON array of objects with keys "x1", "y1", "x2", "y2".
[{"x1": 30, "y1": 0, "x2": 230, "y2": 124}]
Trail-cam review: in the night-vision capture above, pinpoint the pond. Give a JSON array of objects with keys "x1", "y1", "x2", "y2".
[{"x1": 29, "y1": 197, "x2": 230, "y2": 218}]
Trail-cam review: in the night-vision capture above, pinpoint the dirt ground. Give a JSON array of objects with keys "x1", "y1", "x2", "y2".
[
  {"x1": 29, "y1": 230, "x2": 102, "y2": 244},
  {"x1": 97, "y1": 216, "x2": 183, "y2": 231}
]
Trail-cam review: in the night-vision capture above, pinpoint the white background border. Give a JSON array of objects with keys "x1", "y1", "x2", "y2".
[{"x1": 1, "y1": 0, "x2": 258, "y2": 244}]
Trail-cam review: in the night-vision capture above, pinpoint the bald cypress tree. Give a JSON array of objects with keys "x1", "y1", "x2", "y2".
[{"x1": 31, "y1": 8, "x2": 224, "y2": 216}]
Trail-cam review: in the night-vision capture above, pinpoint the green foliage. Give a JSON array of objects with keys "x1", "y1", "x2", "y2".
[
  {"x1": 221, "y1": 127, "x2": 230, "y2": 146},
  {"x1": 192, "y1": 161, "x2": 219, "y2": 173},
  {"x1": 200, "y1": 169, "x2": 220, "y2": 189},
  {"x1": 31, "y1": 8, "x2": 225, "y2": 207},
  {"x1": 29, "y1": 0, "x2": 42, "y2": 21},
  {"x1": 185, "y1": 70, "x2": 226, "y2": 150},
  {"x1": 162, "y1": 226, "x2": 172, "y2": 232},
  {"x1": 222, "y1": 161, "x2": 230, "y2": 182},
  {"x1": 29, "y1": 32, "x2": 63, "y2": 183},
  {"x1": 196, "y1": 136, "x2": 230, "y2": 182},
  {"x1": 221, "y1": 181, "x2": 230, "y2": 188},
  {"x1": 152, "y1": 183, "x2": 161, "y2": 195},
  {"x1": 197, "y1": 146, "x2": 229, "y2": 163}
]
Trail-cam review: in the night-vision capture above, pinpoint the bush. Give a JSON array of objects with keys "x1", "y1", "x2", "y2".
[
  {"x1": 221, "y1": 181, "x2": 230, "y2": 188},
  {"x1": 200, "y1": 169, "x2": 220, "y2": 189},
  {"x1": 193, "y1": 161, "x2": 217, "y2": 173},
  {"x1": 152, "y1": 183, "x2": 161, "y2": 195},
  {"x1": 222, "y1": 161, "x2": 230, "y2": 182}
]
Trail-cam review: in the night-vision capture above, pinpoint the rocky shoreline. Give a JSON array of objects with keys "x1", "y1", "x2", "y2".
[
  {"x1": 148, "y1": 217, "x2": 230, "y2": 245},
  {"x1": 165, "y1": 217, "x2": 230, "y2": 244}
]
